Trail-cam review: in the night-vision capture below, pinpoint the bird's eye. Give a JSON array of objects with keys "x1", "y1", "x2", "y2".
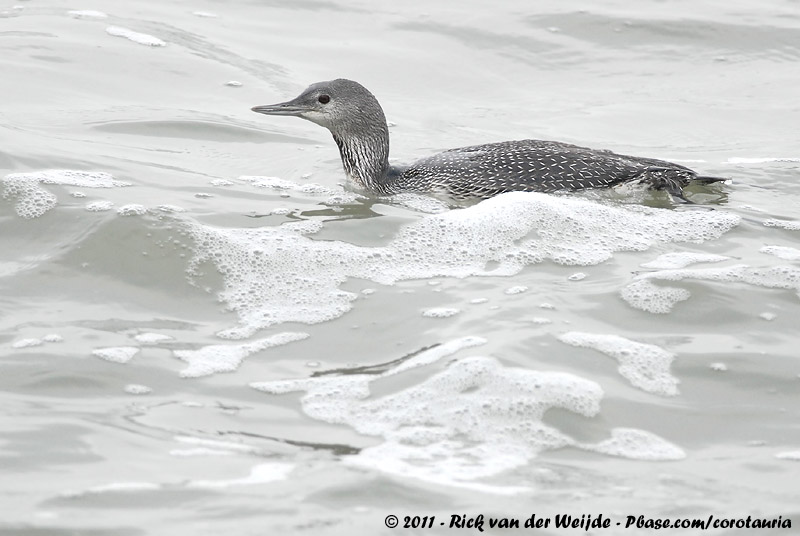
[{"x1": 318, "y1": 95, "x2": 330, "y2": 104}]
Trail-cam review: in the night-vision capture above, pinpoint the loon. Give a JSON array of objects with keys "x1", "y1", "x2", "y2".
[{"x1": 251, "y1": 79, "x2": 726, "y2": 201}]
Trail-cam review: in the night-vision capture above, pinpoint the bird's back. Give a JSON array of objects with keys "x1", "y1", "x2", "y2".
[{"x1": 398, "y1": 139, "x2": 698, "y2": 199}]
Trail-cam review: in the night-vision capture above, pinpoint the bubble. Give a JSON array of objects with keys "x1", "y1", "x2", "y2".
[
  {"x1": 174, "y1": 332, "x2": 308, "y2": 377},
  {"x1": 124, "y1": 384, "x2": 152, "y2": 395},
  {"x1": 558, "y1": 332, "x2": 679, "y2": 396},
  {"x1": 92, "y1": 346, "x2": 139, "y2": 364},
  {"x1": 2, "y1": 170, "x2": 129, "y2": 219},
  {"x1": 504, "y1": 285, "x2": 528, "y2": 295},
  {"x1": 422, "y1": 307, "x2": 460, "y2": 318},
  {"x1": 184, "y1": 192, "x2": 739, "y2": 337}
]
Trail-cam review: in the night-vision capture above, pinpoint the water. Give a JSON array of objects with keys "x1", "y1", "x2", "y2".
[{"x1": 2, "y1": 0, "x2": 799, "y2": 534}]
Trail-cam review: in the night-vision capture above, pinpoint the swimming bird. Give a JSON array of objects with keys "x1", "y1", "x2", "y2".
[{"x1": 251, "y1": 79, "x2": 726, "y2": 202}]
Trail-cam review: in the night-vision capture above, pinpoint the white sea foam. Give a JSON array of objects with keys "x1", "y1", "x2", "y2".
[
  {"x1": 186, "y1": 191, "x2": 739, "y2": 338},
  {"x1": 622, "y1": 264, "x2": 800, "y2": 314},
  {"x1": 155, "y1": 204, "x2": 185, "y2": 213},
  {"x1": 581, "y1": 428, "x2": 685, "y2": 460},
  {"x1": 504, "y1": 285, "x2": 528, "y2": 295},
  {"x1": 106, "y1": 26, "x2": 166, "y2": 47},
  {"x1": 763, "y1": 218, "x2": 800, "y2": 231},
  {"x1": 173, "y1": 332, "x2": 309, "y2": 377},
  {"x1": 252, "y1": 337, "x2": 680, "y2": 490},
  {"x1": 12, "y1": 338, "x2": 43, "y2": 349},
  {"x1": 760, "y1": 245, "x2": 800, "y2": 260},
  {"x1": 134, "y1": 332, "x2": 173, "y2": 344},
  {"x1": 621, "y1": 279, "x2": 691, "y2": 314},
  {"x1": 253, "y1": 340, "x2": 598, "y2": 490},
  {"x1": 558, "y1": 332, "x2": 679, "y2": 396},
  {"x1": 117, "y1": 204, "x2": 148, "y2": 216},
  {"x1": 422, "y1": 307, "x2": 460, "y2": 318},
  {"x1": 86, "y1": 201, "x2": 114, "y2": 212},
  {"x1": 640, "y1": 252, "x2": 730, "y2": 270},
  {"x1": 124, "y1": 384, "x2": 152, "y2": 395},
  {"x1": 775, "y1": 451, "x2": 800, "y2": 461},
  {"x1": 92, "y1": 346, "x2": 139, "y2": 364},
  {"x1": 242, "y1": 175, "x2": 333, "y2": 195},
  {"x1": 2, "y1": 170, "x2": 129, "y2": 219}
]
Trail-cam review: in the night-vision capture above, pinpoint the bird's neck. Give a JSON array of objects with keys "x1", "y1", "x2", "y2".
[{"x1": 332, "y1": 125, "x2": 393, "y2": 193}]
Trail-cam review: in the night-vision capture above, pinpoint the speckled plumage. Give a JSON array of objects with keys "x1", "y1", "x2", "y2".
[{"x1": 252, "y1": 79, "x2": 725, "y2": 201}]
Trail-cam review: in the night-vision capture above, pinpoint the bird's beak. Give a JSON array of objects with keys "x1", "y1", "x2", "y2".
[{"x1": 251, "y1": 96, "x2": 308, "y2": 117}]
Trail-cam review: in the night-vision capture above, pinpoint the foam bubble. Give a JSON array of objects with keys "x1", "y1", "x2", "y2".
[
  {"x1": 3, "y1": 170, "x2": 129, "y2": 219},
  {"x1": 763, "y1": 218, "x2": 800, "y2": 231},
  {"x1": 759, "y1": 312, "x2": 777, "y2": 321},
  {"x1": 581, "y1": 428, "x2": 685, "y2": 460},
  {"x1": 620, "y1": 279, "x2": 691, "y2": 314},
  {"x1": 124, "y1": 384, "x2": 152, "y2": 395},
  {"x1": 210, "y1": 179, "x2": 234, "y2": 187},
  {"x1": 92, "y1": 346, "x2": 139, "y2": 364},
  {"x1": 710, "y1": 362, "x2": 728, "y2": 372},
  {"x1": 174, "y1": 332, "x2": 308, "y2": 378},
  {"x1": 253, "y1": 344, "x2": 602, "y2": 490},
  {"x1": 623, "y1": 264, "x2": 800, "y2": 313},
  {"x1": 504, "y1": 285, "x2": 528, "y2": 295},
  {"x1": 422, "y1": 307, "x2": 460, "y2": 318},
  {"x1": 106, "y1": 26, "x2": 166, "y2": 47},
  {"x1": 117, "y1": 204, "x2": 148, "y2": 216},
  {"x1": 86, "y1": 201, "x2": 114, "y2": 212},
  {"x1": 242, "y1": 175, "x2": 333, "y2": 196},
  {"x1": 155, "y1": 204, "x2": 185, "y2": 213},
  {"x1": 225, "y1": 81, "x2": 242, "y2": 87},
  {"x1": 186, "y1": 192, "x2": 738, "y2": 337},
  {"x1": 640, "y1": 252, "x2": 730, "y2": 270},
  {"x1": 43, "y1": 334, "x2": 63, "y2": 343},
  {"x1": 568, "y1": 272, "x2": 586, "y2": 281},
  {"x1": 558, "y1": 332, "x2": 679, "y2": 396},
  {"x1": 388, "y1": 192, "x2": 450, "y2": 214},
  {"x1": 134, "y1": 333, "x2": 173, "y2": 344},
  {"x1": 760, "y1": 245, "x2": 800, "y2": 260},
  {"x1": 12, "y1": 338, "x2": 42, "y2": 349},
  {"x1": 775, "y1": 451, "x2": 800, "y2": 461}
]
